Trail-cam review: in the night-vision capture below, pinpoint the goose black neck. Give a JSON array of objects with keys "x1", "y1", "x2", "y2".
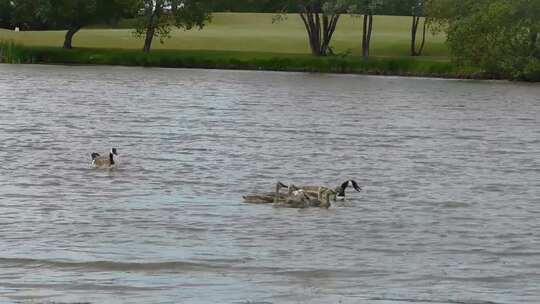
[{"x1": 109, "y1": 153, "x2": 115, "y2": 165}]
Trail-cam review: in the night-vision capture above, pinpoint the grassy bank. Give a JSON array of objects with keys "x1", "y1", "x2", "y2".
[
  {"x1": 0, "y1": 13, "x2": 486, "y2": 79},
  {"x1": 0, "y1": 43, "x2": 482, "y2": 79}
]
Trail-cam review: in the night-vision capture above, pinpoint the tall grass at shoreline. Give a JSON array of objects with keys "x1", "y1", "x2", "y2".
[
  {"x1": 0, "y1": 45, "x2": 482, "y2": 79},
  {"x1": 0, "y1": 40, "x2": 31, "y2": 63}
]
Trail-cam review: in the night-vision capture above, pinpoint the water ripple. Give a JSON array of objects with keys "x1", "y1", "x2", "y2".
[{"x1": 0, "y1": 64, "x2": 539, "y2": 304}]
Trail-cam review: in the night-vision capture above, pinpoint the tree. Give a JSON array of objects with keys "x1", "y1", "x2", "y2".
[
  {"x1": 348, "y1": 0, "x2": 383, "y2": 58},
  {"x1": 211, "y1": 0, "x2": 289, "y2": 13},
  {"x1": 276, "y1": 0, "x2": 349, "y2": 56},
  {"x1": 0, "y1": 0, "x2": 14, "y2": 29},
  {"x1": 426, "y1": 0, "x2": 540, "y2": 80},
  {"x1": 11, "y1": 0, "x2": 135, "y2": 48},
  {"x1": 10, "y1": 0, "x2": 49, "y2": 30},
  {"x1": 383, "y1": 0, "x2": 428, "y2": 56},
  {"x1": 409, "y1": 0, "x2": 427, "y2": 56},
  {"x1": 379, "y1": 0, "x2": 414, "y2": 15},
  {"x1": 134, "y1": 0, "x2": 212, "y2": 53}
]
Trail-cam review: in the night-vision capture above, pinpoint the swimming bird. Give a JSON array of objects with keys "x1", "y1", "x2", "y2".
[
  {"x1": 284, "y1": 185, "x2": 335, "y2": 208},
  {"x1": 307, "y1": 188, "x2": 336, "y2": 209},
  {"x1": 273, "y1": 188, "x2": 311, "y2": 209},
  {"x1": 290, "y1": 180, "x2": 362, "y2": 201},
  {"x1": 91, "y1": 148, "x2": 118, "y2": 168},
  {"x1": 243, "y1": 182, "x2": 289, "y2": 204},
  {"x1": 336, "y1": 180, "x2": 362, "y2": 200}
]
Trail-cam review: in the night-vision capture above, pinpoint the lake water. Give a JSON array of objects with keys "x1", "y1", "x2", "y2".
[{"x1": 0, "y1": 64, "x2": 539, "y2": 304}]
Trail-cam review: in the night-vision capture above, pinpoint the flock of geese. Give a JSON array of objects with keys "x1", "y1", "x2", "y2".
[
  {"x1": 243, "y1": 180, "x2": 362, "y2": 209},
  {"x1": 91, "y1": 148, "x2": 362, "y2": 209}
]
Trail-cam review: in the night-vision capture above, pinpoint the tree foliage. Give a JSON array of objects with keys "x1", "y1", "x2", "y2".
[
  {"x1": 11, "y1": 0, "x2": 135, "y2": 48},
  {"x1": 211, "y1": 0, "x2": 424, "y2": 15},
  {"x1": 134, "y1": 0, "x2": 212, "y2": 52},
  {"x1": 427, "y1": 0, "x2": 540, "y2": 80},
  {"x1": 211, "y1": 0, "x2": 288, "y2": 13},
  {"x1": 0, "y1": 0, "x2": 14, "y2": 29},
  {"x1": 10, "y1": 0, "x2": 50, "y2": 30},
  {"x1": 379, "y1": 0, "x2": 421, "y2": 16}
]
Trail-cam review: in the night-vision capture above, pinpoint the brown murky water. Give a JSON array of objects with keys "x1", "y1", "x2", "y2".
[{"x1": 0, "y1": 64, "x2": 539, "y2": 304}]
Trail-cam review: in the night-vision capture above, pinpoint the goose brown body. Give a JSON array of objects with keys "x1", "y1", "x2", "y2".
[
  {"x1": 273, "y1": 190, "x2": 311, "y2": 209},
  {"x1": 243, "y1": 192, "x2": 290, "y2": 204},
  {"x1": 243, "y1": 182, "x2": 289, "y2": 204},
  {"x1": 290, "y1": 180, "x2": 362, "y2": 201},
  {"x1": 91, "y1": 148, "x2": 118, "y2": 169}
]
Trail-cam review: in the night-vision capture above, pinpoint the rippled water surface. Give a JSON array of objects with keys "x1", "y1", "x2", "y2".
[{"x1": 1, "y1": 64, "x2": 539, "y2": 304}]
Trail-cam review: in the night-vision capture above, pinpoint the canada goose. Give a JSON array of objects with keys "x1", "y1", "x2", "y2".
[
  {"x1": 287, "y1": 186, "x2": 334, "y2": 208},
  {"x1": 307, "y1": 189, "x2": 336, "y2": 209},
  {"x1": 243, "y1": 182, "x2": 289, "y2": 204},
  {"x1": 290, "y1": 180, "x2": 362, "y2": 201},
  {"x1": 273, "y1": 189, "x2": 311, "y2": 209},
  {"x1": 336, "y1": 180, "x2": 362, "y2": 200},
  {"x1": 91, "y1": 148, "x2": 118, "y2": 168}
]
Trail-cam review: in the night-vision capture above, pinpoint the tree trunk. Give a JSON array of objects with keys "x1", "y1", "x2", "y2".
[
  {"x1": 411, "y1": 16, "x2": 428, "y2": 56},
  {"x1": 418, "y1": 18, "x2": 427, "y2": 55},
  {"x1": 362, "y1": 15, "x2": 367, "y2": 57},
  {"x1": 299, "y1": 11, "x2": 339, "y2": 56},
  {"x1": 530, "y1": 31, "x2": 539, "y2": 57},
  {"x1": 143, "y1": 27, "x2": 155, "y2": 53},
  {"x1": 367, "y1": 14, "x2": 373, "y2": 57},
  {"x1": 362, "y1": 14, "x2": 373, "y2": 58},
  {"x1": 411, "y1": 16, "x2": 419, "y2": 56},
  {"x1": 142, "y1": 1, "x2": 162, "y2": 53},
  {"x1": 321, "y1": 14, "x2": 340, "y2": 55},
  {"x1": 63, "y1": 26, "x2": 81, "y2": 49}
]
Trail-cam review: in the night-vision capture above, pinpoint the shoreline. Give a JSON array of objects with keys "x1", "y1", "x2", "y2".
[{"x1": 0, "y1": 45, "x2": 490, "y2": 80}]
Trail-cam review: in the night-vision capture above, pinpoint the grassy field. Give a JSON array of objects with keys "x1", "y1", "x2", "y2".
[
  {"x1": 0, "y1": 13, "x2": 476, "y2": 78},
  {"x1": 0, "y1": 13, "x2": 449, "y2": 60}
]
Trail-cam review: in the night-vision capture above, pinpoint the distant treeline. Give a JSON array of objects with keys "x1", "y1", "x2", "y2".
[
  {"x1": 0, "y1": 0, "x2": 421, "y2": 30},
  {"x1": 1, "y1": 0, "x2": 539, "y2": 80},
  {"x1": 211, "y1": 0, "x2": 286, "y2": 13},
  {"x1": 211, "y1": 0, "x2": 417, "y2": 15}
]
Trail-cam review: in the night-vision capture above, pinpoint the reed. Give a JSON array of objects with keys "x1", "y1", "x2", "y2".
[
  {"x1": 0, "y1": 40, "x2": 32, "y2": 63},
  {"x1": 2, "y1": 45, "x2": 483, "y2": 79}
]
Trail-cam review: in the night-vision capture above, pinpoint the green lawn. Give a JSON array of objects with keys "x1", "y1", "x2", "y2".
[{"x1": 0, "y1": 13, "x2": 449, "y2": 60}]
